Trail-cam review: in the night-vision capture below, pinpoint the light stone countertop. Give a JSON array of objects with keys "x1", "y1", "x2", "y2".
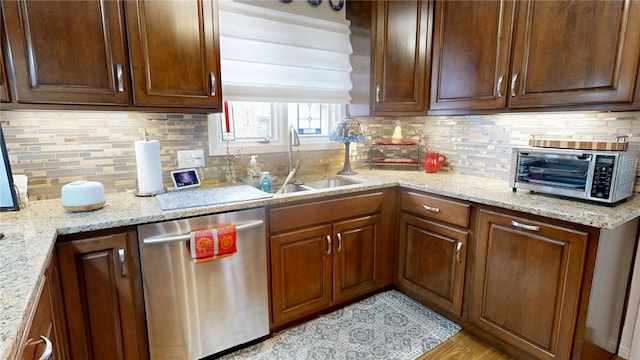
[{"x1": 1, "y1": 170, "x2": 639, "y2": 360}]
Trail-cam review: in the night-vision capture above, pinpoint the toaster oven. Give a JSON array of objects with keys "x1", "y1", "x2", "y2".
[{"x1": 510, "y1": 147, "x2": 638, "y2": 204}]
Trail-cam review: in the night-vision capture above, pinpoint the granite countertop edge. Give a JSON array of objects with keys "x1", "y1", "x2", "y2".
[{"x1": 2, "y1": 170, "x2": 639, "y2": 360}]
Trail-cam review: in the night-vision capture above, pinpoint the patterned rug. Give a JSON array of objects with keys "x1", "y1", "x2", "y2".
[{"x1": 220, "y1": 290, "x2": 461, "y2": 360}]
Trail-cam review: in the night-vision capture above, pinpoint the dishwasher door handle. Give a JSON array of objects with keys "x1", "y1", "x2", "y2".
[{"x1": 142, "y1": 219, "x2": 264, "y2": 245}]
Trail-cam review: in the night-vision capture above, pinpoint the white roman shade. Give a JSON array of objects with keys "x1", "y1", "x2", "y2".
[{"x1": 218, "y1": 0, "x2": 353, "y2": 103}]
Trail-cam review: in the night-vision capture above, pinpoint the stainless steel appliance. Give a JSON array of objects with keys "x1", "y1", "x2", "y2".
[
  {"x1": 137, "y1": 207, "x2": 269, "y2": 359},
  {"x1": 510, "y1": 147, "x2": 638, "y2": 204}
]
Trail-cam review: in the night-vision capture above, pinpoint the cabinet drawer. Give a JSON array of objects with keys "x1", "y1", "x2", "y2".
[
  {"x1": 400, "y1": 190, "x2": 470, "y2": 228},
  {"x1": 270, "y1": 192, "x2": 384, "y2": 233}
]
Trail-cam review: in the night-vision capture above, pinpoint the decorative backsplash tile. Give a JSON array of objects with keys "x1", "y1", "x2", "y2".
[
  {"x1": 1, "y1": 110, "x2": 639, "y2": 200},
  {"x1": 352, "y1": 111, "x2": 640, "y2": 192}
]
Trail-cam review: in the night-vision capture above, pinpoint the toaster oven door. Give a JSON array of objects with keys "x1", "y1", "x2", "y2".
[{"x1": 512, "y1": 149, "x2": 593, "y2": 198}]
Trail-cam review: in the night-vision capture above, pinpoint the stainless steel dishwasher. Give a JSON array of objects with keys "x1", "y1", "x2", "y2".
[{"x1": 137, "y1": 207, "x2": 269, "y2": 359}]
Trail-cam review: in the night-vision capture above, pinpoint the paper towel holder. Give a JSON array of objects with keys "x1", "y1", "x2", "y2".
[
  {"x1": 133, "y1": 128, "x2": 166, "y2": 197},
  {"x1": 133, "y1": 184, "x2": 166, "y2": 197}
]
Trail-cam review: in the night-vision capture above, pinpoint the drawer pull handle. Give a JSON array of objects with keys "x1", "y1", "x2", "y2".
[
  {"x1": 336, "y1": 233, "x2": 342, "y2": 253},
  {"x1": 496, "y1": 74, "x2": 504, "y2": 98},
  {"x1": 27, "y1": 335, "x2": 53, "y2": 360},
  {"x1": 326, "y1": 235, "x2": 332, "y2": 256},
  {"x1": 455, "y1": 242, "x2": 463, "y2": 263},
  {"x1": 421, "y1": 204, "x2": 440, "y2": 213},
  {"x1": 511, "y1": 73, "x2": 519, "y2": 97},
  {"x1": 118, "y1": 248, "x2": 127, "y2": 277},
  {"x1": 375, "y1": 85, "x2": 380, "y2": 102},
  {"x1": 116, "y1": 64, "x2": 124, "y2": 92},
  {"x1": 210, "y1": 72, "x2": 216, "y2": 97},
  {"x1": 511, "y1": 220, "x2": 539, "y2": 232}
]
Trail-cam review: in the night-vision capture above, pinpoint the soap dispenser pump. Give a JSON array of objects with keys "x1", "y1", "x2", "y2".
[{"x1": 247, "y1": 155, "x2": 261, "y2": 178}]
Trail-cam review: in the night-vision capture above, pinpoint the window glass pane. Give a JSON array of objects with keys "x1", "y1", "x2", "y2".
[{"x1": 223, "y1": 102, "x2": 274, "y2": 141}]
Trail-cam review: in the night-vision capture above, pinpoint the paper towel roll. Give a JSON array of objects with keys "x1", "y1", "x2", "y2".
[{"x1": 135, "y1": 140, "x2": 164, "y2": 194}]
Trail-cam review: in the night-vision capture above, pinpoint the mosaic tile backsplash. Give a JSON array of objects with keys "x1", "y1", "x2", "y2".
[{"x1": 1, "y1": 110, "x2": 639, "y2": 200}]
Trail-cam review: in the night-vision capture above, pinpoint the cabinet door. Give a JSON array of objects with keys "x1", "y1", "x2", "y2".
[
  {"x1": 1, "y1": 7, "x2": 10, "y2": 103},
  {"x1": 509, "y1": 0, "x2": 640, "y2": 108},
  {"x1": 16, "y1": 258, "x2": 67, "y2": 360},
  {"x1": 270, "y1": 224, "x2": 333, "y2": 327},
  {"x1": 429, "y1": 0, "x2": 515, "y2": 111},
  {"x1": 125, "y1": 0, "x2": 222, "y2": 109},
  {"x1": 333, "y1": 215, "x2": 381, "y2": 303},
  {"x1": 396, "y1": 213, "x2": 467, "y2": 316},
  {"x1": 56, "y1": 230, "x2": 148, "y2": 360},
  {"x1": 1, "y1": 0, "x2": 130, "y2": 105},
  {"x1": 371, "y1": 0, "x2": 432, "y2": 115},
  {"x1": 471, "y1": 209, "x2": 589, "y2": 360}
]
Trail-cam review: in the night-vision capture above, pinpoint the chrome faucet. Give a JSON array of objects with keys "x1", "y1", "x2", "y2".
[
  {"x1": 288, "y1": 126, "x2": 301, "y2": 173},
  {"x1": 276, "y1": 126, "x2": 301, "y2": 194}
]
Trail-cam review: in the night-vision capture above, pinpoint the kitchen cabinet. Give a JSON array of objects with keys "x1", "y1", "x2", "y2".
[
  {"x1": 124, "y1": 0, "x2": 222, "y2": 109},
  {"x1": 56, "y1": 227, "x2": 148, "y2": 360},
  {"x1": 268, "y1": 190, "x2": 396, "y2": 330},
  {"x1": 430, "y1": 0, "x2": 640, "y2": 113},
  {"x1": 369, "y1": 0, "x2": 433, "y2": 115},
  {"x1": 470, "y1": 209, "x2": 590, "y2": 360},
  {"x1": 1, "y1": 7, "x2": 11, "y2": 103},
  {"x1": 15, "y1": 255, "x2": 67, "y2": 360},
  {"x1": 1, "y1": 0, "x2": 131, "y2": 106},
  {"x1": 1, "y1": 0, "x2": 222, "y2": 112},
  {"x1": 395, "y1": 190, "x2": 470, "y2": 317}
]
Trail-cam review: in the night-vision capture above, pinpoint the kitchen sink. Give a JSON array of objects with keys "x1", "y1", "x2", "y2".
[
  {"x1": 274, "y1": 177, "x2": 361, "y2": 194},
  {"x1": 301, "y1": 178, "x2": 360, "y2": 189}
]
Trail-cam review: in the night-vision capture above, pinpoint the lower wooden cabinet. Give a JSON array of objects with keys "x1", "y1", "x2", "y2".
[
  {"x1": 396, "y1": 212, "x2": 468, "y2": 316},
  {"x1": 268, "y1": 190, "x2": 396, "y2": 329},
  {"x1": 16, "y1": 255, "x2": 67, "y2": 360},
  {"x1": 395, "y1": 190, "x2": 470, "y2": 316},
  {"x1": 470, "y1": 209, "x2": 590, "y2": 360},
  {"x1": 56, "y1": 228, "x2": 148, "y2": 360}
]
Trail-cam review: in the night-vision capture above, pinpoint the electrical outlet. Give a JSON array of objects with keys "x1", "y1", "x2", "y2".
[{"x1": 177, "y1": 149, "x2": 205, "y2": 169}]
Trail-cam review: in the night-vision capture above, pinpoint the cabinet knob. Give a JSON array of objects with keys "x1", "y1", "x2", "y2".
[
  {"x1": 210, "y1": 72, "x2": 216, "y2": 97},
  {"x1": 118, "y1": 248, "x2": 127, "y2": 277},
  {"x1": 421, "y1": 204, "x2": 440, "y2": 213},
  {"x1": 511, "y1": 220, "x2": 539, "y2": 232},
  {"x1": 455, "y1": 241, "x2": 463, "y2": 263},
  {"x1": 326, "y1": 235, "x2": 332, "y2": 256},
  {"x1": 510, "y1": 73, "x2": 519, "y2": 97},
  {"x1": 116, "y1": 64, "x2": 124, "y2": 92},
  {"x1": 26, "y1": 335, "x2": 53, "y2": 360}
]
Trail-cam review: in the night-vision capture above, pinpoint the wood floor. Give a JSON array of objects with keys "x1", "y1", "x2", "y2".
[
  {"x1": 418, "y1": 331, "x2": 628, "y2": 360},
  {"x1": 417, "y1": 331, "x2": 512, "y2": 359}
]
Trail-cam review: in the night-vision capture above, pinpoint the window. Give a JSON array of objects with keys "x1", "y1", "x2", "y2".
[{"x1": 208, "y1": 102, "x2": 346, "y2": 156}]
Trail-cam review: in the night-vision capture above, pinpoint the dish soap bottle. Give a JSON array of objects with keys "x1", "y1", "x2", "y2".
[
  {"x1": 247, "y1": 155, "x2": 261, "y2": 178},
  {"x1": 258, "y1": 171, "x2": 271, "y2": 193}
]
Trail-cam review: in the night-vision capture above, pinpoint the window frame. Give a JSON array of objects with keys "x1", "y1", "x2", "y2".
[{"x1": 208, "y1": 102, "x2": 346, "y2": 156}]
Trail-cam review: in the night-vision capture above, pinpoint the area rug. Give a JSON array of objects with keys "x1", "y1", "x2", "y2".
[{"x1": 220, "y1": 290, "x2": 461, "y2": 360}]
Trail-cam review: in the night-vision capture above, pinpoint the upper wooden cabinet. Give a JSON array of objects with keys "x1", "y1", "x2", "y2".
[
  {"x1": 1, "y1": 7, "x2": 11, "y2": 103},
  {"x1": 510, "y1": 0, "x2": 640, "y2": 109},
  {"x1": 430, "y1": 0, "x2": 640, "y2": 113},
  {"x1": 124, "y1": 0, "x2": 222, "y2": 109},
  {"x1": 1, "y1": 0, "x2": 222, "y2": 112},
  {"x1": 370, "y1": 0, "x2": 433, "y2": 115},
  {"x1": 429, "y1": 0, "x2": 514, "y2": 111},
  {"x1": 2, "y1": 0, "x2": 131, "y2": 106}
]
